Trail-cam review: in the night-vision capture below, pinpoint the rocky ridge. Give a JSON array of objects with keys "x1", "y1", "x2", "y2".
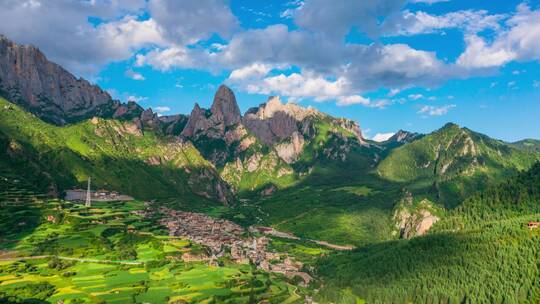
[
  {"x1": 0, "y1": 35, "x2": 188, "y2": 134},
  {"x1": 0, "y1": 35, "x2": 373, "y2": 202},
  {"x1": 393, "y1": 191, "x2": 440, "y2": 239}
]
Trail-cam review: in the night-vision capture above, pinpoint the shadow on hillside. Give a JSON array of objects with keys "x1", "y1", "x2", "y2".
[
  {"x1": 225, "y1": 146, "x2": 409, "y2": 245},
  {"x1": 316, "y1": 231, "x2": 482, "y2": 295},
  {"x1": 0, "y1": 127, "x2": 231, "y2": 249}
]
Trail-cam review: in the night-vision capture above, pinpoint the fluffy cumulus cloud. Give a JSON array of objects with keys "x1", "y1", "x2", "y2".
[
  {"x1": 219, "y1": 39, "x2": 453, "y2": 104},
  {"x1": 228, "y1": 63, "x2": 274, "y2": 81},
  {"x1": 0, "y1": 0, "x2": 236, "y2": 75},
  {"x1": 457, "y1": 4, "x2": 540, "y2": 68},
  {"x1": 293, "y1": 0, "x2": 406, "y2": 38},
  {"x1": 147, "y1": 0, "x2": 237, "y2": 44},
  {"x1": 0, "y1": 0, "x2": 155, "y2": 74},
  {"x1": 2, "y1": 0, "x2": 540, "y2": 108}
]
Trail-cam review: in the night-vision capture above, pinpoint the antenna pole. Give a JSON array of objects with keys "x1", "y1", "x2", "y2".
[{"x1": 85, "y1": 177, "x2": 91, "y2": 207}]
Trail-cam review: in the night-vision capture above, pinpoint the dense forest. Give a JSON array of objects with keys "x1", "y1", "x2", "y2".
[{"x1": 315, "y1": 163, "x2": 540, "y2": 304}]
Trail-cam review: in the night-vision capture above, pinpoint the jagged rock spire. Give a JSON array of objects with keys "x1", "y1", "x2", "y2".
[
  {"x1": 210, "y1": 85, "x2": 241, "y2": 127},
  {"x1": 181, "y1": 103, "x2": 206, "y2": 138}
]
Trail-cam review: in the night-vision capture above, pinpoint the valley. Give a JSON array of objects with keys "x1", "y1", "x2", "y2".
[{"x1": 0, "y1": 35, "x2": 539, "y2": 304}]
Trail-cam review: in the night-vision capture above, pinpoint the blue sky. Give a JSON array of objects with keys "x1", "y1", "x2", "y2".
[{"x1": 1, "y1": 0, "x2": 539, "y2": 142}]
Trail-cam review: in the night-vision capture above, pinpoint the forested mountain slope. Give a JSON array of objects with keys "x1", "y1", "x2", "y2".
[
  {"x1": 377, "y1": 123, "x2": 540, "y2": 207},
  {"x1": 316, "y1": 163, "x2": 540, "y2": 304}
]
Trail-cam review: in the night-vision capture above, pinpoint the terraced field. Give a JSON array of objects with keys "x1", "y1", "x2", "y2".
[{"x1": 0, "y1": 199, "x2": 307, "y2": 303}]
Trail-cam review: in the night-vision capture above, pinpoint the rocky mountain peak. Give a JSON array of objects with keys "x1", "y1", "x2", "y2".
[
  {"x1": 210, "y1": 85, "x2": 241, "y2": 127},
  {"x1": 0, "y1": 35, "x2": 120, "y2": 125},
  {"x1": 180, "y1": 102, "x2": 207, "y2": 138},
  {"x1": 389, "y1": 130, "x2": 421, "y2": 143}
]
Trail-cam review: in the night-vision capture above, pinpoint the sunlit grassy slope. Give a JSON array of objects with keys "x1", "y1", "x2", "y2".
[
  {"x1": 0, "y1": 97, "x2": 223, "y2": 202},
  {"x1": 377, "y1": 123, "x2": 540, "y2": 207}
]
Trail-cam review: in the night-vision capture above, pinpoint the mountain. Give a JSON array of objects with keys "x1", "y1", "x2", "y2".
[
  {"x1": 0, "y1": 35, "x2": 120, "y2": 125},
  {"x1": 377, "y1": 122, "x2": 540, "y2": 207},
  {"x1": 0, "y1": 36, "x2": 372, "y2": 205},
  {"x1": 0, "y1": 35, "x2": 188, "y2": 133},
  {"x1": 512, "y1": 138, "x2": 540, "y2": 153},
  {"x1": 0, "y1": 96, "x2": 233, "y2": 204},
  {"x1": 316, "y1": 162, "x2": 540, "y2": 303},
  {"x1": 180, "y1": 89, "x2": 370, "y2": 195},
  {"x1": 385, "y1": 130, "x2": 422, "y2": 146}
]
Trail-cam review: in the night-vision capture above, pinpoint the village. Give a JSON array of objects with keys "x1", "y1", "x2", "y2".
[{"x1": 157, "y1": 207, "x2": 313, "y2": 285}]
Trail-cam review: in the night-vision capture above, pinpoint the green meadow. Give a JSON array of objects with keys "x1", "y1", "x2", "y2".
[{"x1": 0, "y1": 198, "x2": 307, "y2": 303}]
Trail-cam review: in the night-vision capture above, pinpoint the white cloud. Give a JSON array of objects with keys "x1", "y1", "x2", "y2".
[
  {"x1": 457, "y1": 4, "x2": 540, "y2": 69},
  {"x1": 228, "y1": 63, "x2": 274, "y2": 81},
  {"x1": 127, "y1": 95, "x2": 148, "y2": 103},
  {"x1": 457, "y1": 35, "x2": 516, "y2": 68},
  {"x1": 240, "y1": 72, "x2": 350, "y2": 101},
  {"x1": 154, "y1": 106, "x2": 171, "y2": 113},
  {"x1": 408, "y1": 94, "x2": 424, "y2": 100},
  {"x1": 418, "y1": 104, "x2": 456, "y2": 116},
  {"x1": 388, "y1": 88, "x2": 401, "y2": 96},
  {"x1": 124, "y1": 69, "x2": 145, "y2": 81},
  {"x1": 227, "y1": 66, "x2": 391, "y2": 108},
  {"x1": 344, "y1": 44, "x2": 452, "y2": 92},
  {"x1": 148, "y1": 0, "x2": 238, "y2": 44},
  {"x1": 372, "y1": 132, "x2": 395, "y2": 142},
  {"x1": 293, "y1": 0, "x2": 406, "y2": 38},
  {"x1": 135, "y1": 47, "x2": 204, "y2": 71},
  {"x1": 336, "y1": 95, "x2": 371, "y2": 106},
  {"x1": 0, "y1": 0, "x2": 238, "y2": 76},
  {"x1": 386, "y1": 9, "x2": 505, "y2": 36},
  {"x1": 0, "y1": 1, "x2": 161, "y2": 75},
  {"x1": 533, "y1": 80, "x2": 540, "y2": 88}
]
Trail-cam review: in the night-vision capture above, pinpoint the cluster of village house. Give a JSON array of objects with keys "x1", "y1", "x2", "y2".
[{"x1": 158, "y1": 207, "x2": 312, "y2": 285}]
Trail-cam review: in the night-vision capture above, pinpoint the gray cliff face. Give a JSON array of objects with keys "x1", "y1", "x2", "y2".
[
  {"x1": 0, "y1": 35, "x2": 119, "y2": 125},
  {"x1": 243, "y1": 97, "x2": 298, "y2": 145},
  {"x1": 210, "y1": 85, "x2": 242, "y2": 127},
  {"x1": 180, "y1": 85, "x2": 247, "y2": 165},
  {"x1": 181, "y1": 85, "x2": 243, "y2": 140}
]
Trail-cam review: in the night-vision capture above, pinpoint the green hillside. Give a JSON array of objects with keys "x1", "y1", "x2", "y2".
[
  {"x1": 0, "y1": 97, "x2": 228, "y2": 203},
  {"x1": 512, "y1": 139, "x2": 540, "y2": 153},
  {"x1": 377, "y1": 123, "x2": 540, "y2": 207},
  {"x1": 315, "y1": 163, "x2": 540, "y2": 304}
]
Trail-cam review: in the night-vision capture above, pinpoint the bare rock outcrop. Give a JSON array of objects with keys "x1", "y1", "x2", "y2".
[
  {"x1": 181, "y1": 85, "x2": 242, "y2": 139},
  {"x1": 388, "y1": 130, "x2": 421, "y2": 144},
  {"x1": 393, "y1": 191, "x2": 440, "y2": 239},
  {"x1": 242, "y1": 96, "x2": 318, "y2": 145},
  {"x1": 0, "y1": 35, "x2": 120, "y2": 125},
  {"x1": 275, "y1": 131, "x2": 305, "y2": 164}
]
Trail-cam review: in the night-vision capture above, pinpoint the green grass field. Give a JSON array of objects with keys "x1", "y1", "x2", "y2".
[{"x1": 0, "y1": 199, "x2": 308, "y2": 303}]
